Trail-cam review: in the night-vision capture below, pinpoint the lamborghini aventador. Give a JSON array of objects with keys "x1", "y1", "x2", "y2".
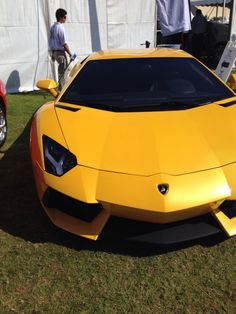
[{"x1": 31, "y1": 48, "x2": 236, "y2": 243}]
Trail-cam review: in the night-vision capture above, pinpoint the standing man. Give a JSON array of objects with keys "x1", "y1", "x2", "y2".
[
  {"x1": 191, "y1": 9, "x2": 207, "y2": 59},
  {"x1": 49, "y1": 8, "x2": 72, "y2": 90}
]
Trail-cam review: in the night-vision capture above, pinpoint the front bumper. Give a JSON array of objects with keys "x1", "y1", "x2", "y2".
[
  {"x1": 102, "y1": 214, "x2": 222, "y2": 244},
  {"x1": 40, "y1": 187, "x2": 236, "y2": 244},
  {"x1": 32, "y1": 158, "x2": 236, "y2": 243}
]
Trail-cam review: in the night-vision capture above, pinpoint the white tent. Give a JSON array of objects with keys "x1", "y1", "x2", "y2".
[{"x1": 0, "y1": 0, "x2": 156, "y2": 93}]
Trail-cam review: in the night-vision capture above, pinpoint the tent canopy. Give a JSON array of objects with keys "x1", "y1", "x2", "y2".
[{"x1": 190, "y1": 0, "x2": 231, "y2": 5}]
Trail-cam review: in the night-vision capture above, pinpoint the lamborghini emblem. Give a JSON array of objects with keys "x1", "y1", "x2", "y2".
[{"x1": 157, "y1": 184, "x2": 169, "y2": 195}]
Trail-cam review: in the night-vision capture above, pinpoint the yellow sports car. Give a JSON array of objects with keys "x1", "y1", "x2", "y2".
[{"x1": 31, "y1": 48, "x2": 236, "y2": 244}]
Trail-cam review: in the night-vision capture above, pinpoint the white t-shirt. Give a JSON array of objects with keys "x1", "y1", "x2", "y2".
[
  {"x1": 157, "y1": 0, "x2": 191, "y2": 36},
  {"x1": 49, "y1": 22, "x2": 66, "y2": 51}
]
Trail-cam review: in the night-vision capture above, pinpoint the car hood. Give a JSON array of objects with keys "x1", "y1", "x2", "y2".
[{"x1": 55, "y1": 102, "x2": 236, "y2": 176}]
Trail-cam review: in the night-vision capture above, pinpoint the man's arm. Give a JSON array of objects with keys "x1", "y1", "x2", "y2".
[{"x1": 64, "y1": 43, "x2": 72, "y2": 59}]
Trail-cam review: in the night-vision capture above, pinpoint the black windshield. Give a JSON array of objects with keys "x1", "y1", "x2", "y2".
[{"x1": 60, "y1": 57, "x2": 234, "y2": 111}]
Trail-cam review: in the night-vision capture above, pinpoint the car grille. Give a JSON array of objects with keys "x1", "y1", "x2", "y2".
[
  {"x1": 42, "y1": 188, "x2": 102, "y2": 222},
  {"x1": 101, "y1": 213, "x2": 221, "y2": 244}
]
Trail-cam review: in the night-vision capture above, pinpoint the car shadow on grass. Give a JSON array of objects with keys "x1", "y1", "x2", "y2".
[{"x1": 0, "y1": 120, "x2": 228, "y2": 257}]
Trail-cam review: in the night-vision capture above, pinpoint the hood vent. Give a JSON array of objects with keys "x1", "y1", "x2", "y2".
[{"x1": 55, "y1": 104, "x2": 80, "y2": 112}]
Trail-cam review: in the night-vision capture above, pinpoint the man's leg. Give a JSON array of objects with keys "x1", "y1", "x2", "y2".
[{"x1": 54, "y1": 51, "x2": 68, "y2": 91}]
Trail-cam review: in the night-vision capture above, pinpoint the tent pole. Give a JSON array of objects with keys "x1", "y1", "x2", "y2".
[
  {"x1": 229, "y1": 0, "x2": 236, "y2": 41},
  {"x1": 223, "y1": 0, "x2": 226, "y2": 22},
  {"x1": 188, "y1": 0, "x2": 192, "y2": 22}
]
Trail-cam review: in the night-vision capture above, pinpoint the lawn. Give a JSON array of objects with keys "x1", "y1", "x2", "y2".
[{"x1": 0, "y1": 92, "x2": 236, "y2": 314}]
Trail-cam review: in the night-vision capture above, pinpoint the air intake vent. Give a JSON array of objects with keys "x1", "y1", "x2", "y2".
[
  {"x1": 219, "y1": 200, "x2": 236, "y2": 219},
  {"x1": 42, "y1": 188, "x2": 102, "y2": 222},
  {"x1": 55, "y1": 104, "x2": 80, "y2": 112}
]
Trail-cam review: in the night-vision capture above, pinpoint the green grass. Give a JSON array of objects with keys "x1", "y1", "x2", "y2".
[{"x1": 0, "y1": 93, "x2": 236, "y2": 313}]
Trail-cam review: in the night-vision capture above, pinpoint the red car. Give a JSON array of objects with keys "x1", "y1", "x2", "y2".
[{"x1": 0, "y1": 80, "x2": 7, "y2": 147}]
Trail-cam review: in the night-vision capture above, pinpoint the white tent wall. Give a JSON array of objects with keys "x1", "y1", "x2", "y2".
[
  {"x1": 0, "y1": 0, "x2": 47, "y2": 92},
  {"x1": 106, "y1": 0, "x2": 156, "y2": 48},
  {"x1": 0, "y1": 0, "x2": 156, "y2": 93}
]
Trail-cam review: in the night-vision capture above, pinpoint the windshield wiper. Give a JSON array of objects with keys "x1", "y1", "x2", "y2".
[{"x1": 61, "y1": 95, "x2": 221, "y2": 112}]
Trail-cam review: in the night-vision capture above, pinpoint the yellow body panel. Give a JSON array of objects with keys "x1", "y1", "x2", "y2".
[
  {"x1": 55, "y1": 99, "x2": 236, "y2": 176},
  {"x1": 32, "y1": 99, "x2": 236, "y2": 237},
  {"x1": 86, "y1": 48, "x2": 189, "y2": 60}
]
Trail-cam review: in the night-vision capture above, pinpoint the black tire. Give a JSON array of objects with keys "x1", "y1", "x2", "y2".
[{"x1": 0, "y1": 103, "x2": 7, "y2": 148}]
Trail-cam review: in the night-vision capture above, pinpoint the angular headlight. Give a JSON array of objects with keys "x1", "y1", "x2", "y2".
[{"x1": 43, "y1": 135, "x2": 77, "y2": 176}]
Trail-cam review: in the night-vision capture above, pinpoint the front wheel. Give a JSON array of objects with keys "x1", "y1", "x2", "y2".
[{"x1": 0, "y1": 104, "x2": 7, "y2": 148}]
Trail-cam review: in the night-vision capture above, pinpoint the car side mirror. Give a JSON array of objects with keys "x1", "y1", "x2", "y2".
[
  {"x1": 227, "y1": 74, "x2": 236, "y2": 91},
  {"x1": 36, "y1": 79, "x2": 59, "y2": 98}
]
